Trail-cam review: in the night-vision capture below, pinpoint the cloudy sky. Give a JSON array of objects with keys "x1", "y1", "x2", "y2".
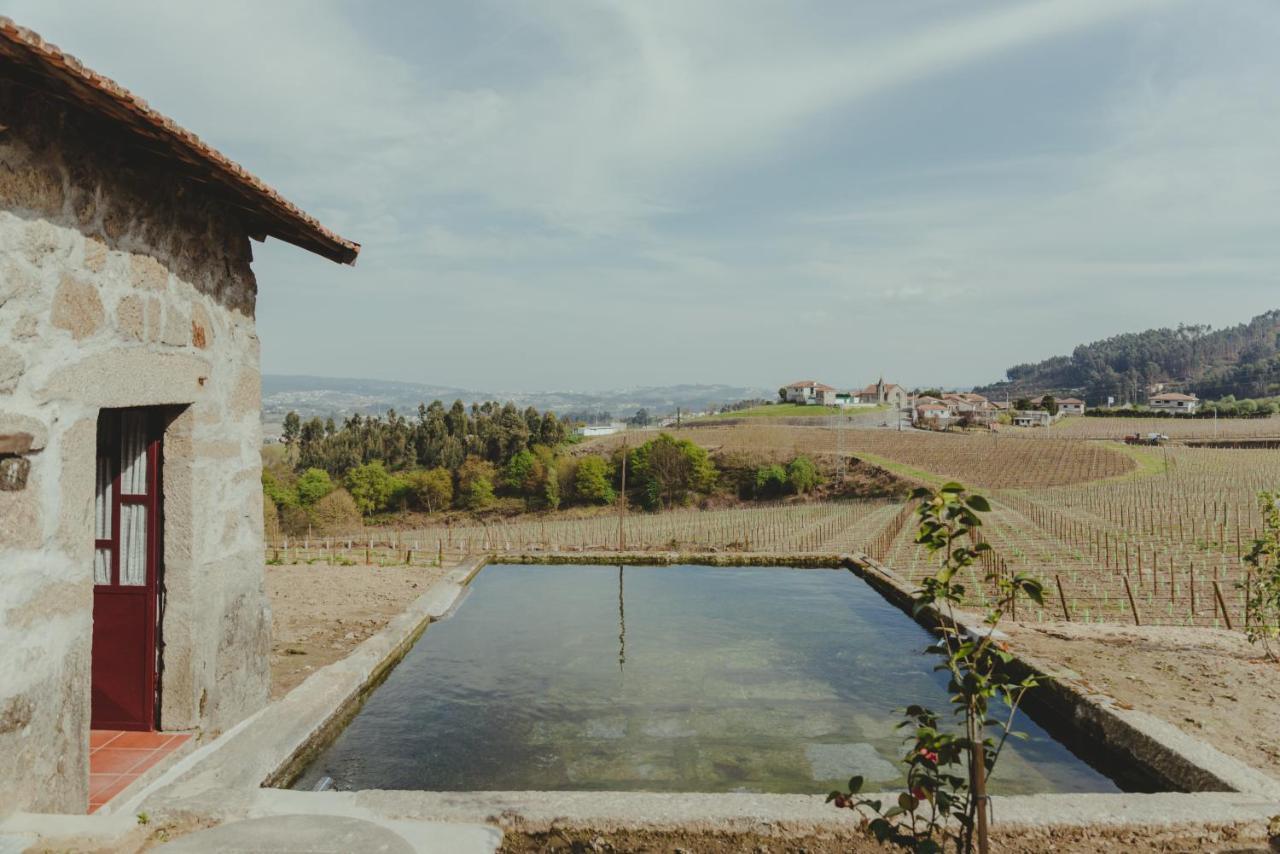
[{"x1": 14, "y1": 1, "x2": 1280, "y2": 391}]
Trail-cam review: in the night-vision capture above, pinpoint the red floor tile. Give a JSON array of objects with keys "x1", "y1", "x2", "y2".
[
  {"x1": 90, "y1": 748, "x2": 154, "y2": 775},
  {"x1": 106, "y1": 730, "x2": 175, "y2": 750},
  {"x1": 88, "y1": 775, "x2": 134, "y2": 811},
  {"x1": 87, "y1": 730, "x2": 192, "y2": 813},
  {"x1": 89, "y1": 730, "x2": 122, "y2": 749}
]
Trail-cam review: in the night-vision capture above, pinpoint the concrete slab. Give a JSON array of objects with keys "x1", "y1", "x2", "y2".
[
  {"x1": 153, "y1": 815, "x2": 414, "y2": 853},
  {"x1": 151, "y1": 814, "x2": 499, "y2": 854}
]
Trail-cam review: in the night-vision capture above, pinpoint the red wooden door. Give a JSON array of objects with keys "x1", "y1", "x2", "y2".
[{"x1": 92, "y1": 410, "x2": 163, "y2": 731}]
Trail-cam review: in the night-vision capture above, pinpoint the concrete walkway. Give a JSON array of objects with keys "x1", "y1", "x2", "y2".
[{"x1": 152, "y1": 814, "x2": 500, "y2": 854}]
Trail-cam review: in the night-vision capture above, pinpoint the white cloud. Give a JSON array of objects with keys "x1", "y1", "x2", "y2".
[{"x1": 9, "y1": 0, "x2": 1280, "y2": 390}]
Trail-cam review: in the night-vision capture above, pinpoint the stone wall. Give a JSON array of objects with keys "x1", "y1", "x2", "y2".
[{"x1": 0, "y1": 82, "x2": 271, "y2": 815}]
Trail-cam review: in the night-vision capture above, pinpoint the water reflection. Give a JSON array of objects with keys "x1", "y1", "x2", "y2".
[{"x1": 293, "y1": 564, "x2": 1120, "y2": 795}]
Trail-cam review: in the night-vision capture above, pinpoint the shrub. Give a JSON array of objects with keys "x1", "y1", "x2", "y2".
[
  {"x1": 787, "y1": 456, "x2": 819, "y2": 494},
  {"x1": 573, "y1": 456, "x2": 616, "y2": 504},
  {"x1": 754, "y1": 464, "x2": 788, "y2": 498},
  {"x1": 630, "y1": 433, "x2": 717, "y2": 510},
  {"x1": 296, "y1": 468, "x2": 335, "y2": 506},
  {"x1": 310, "y1": 488, "x2": 362, "y2": 534}
]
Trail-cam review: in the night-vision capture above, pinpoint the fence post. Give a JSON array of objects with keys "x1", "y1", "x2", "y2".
[
  {"x1": 1122, "y1": 575, "x2": 1141, "y2": 626},
  {"x1": 1055, "y1": 575, "x2": 1072, "y2": 622},
  {"x1": 1212, "y1": 581, "x2": 1233, "y2": 630}
]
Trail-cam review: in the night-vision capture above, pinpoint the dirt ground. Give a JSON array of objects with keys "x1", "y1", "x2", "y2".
[
  {"x1": 1004, "y1": 621, "x2": 1280, "y2": 780},
  {"x1": 266, "y1": 563, "x2": 448, "y2": 699}
]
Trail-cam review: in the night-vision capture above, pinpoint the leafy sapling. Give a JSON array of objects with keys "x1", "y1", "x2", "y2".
[{"x1": 830, "y1": 483, "x2": 1044, "y2": 854}]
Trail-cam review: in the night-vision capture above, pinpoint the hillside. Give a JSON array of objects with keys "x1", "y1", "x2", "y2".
[
  {"x1": 974, "y1": 309, "x2": 1280, "y2": 404},
  {"x1": 262, "y1": 374, "x2": 772, "y2": 427}
]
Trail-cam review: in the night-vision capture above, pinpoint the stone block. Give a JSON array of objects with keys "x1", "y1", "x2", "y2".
[
  {"x1": 191, "y1": 301, "x2": 212, "y2": 349},
  {"x1": 0, "y1": 456, "x2": 31, "y2": 491},
  {"x1": 0, "y1": 157, "x2": 64, "y2": 215},
  {"x1": 82, "y1": 236, "x2": 108, "y2": 273},
  {"x1": 0, "y1": 414, "x2": 47, "y2": 451},
  {"x1": 0, "y1": 346, "x2": 23, "y2": 393},
  {"x1": 162, "y1": 303, "x2": 190, "y2": 346},
  {"x1": 50, "y1": 275, "x2": 104, "y2": 340},
  {"x1": 130, "y1": 252, "x2": 169, "y2": 291},
  {"x1": 115, "y1": 293, "x2": 145, "y2": 341}
]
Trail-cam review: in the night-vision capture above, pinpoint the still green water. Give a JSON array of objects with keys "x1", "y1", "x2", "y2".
[{"x1": 293, "y1": 563, "x2": 1119, "y2": 794}]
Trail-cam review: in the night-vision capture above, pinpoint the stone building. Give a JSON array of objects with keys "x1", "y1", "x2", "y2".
[{"x1": 0, "y1": 19, "x2": 358, "y2": 815}]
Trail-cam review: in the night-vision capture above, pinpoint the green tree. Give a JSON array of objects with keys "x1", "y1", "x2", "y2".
[
  {"x1": 1013, "y1": 397, "x2": 1032, "y2": 412},
  {"x1": 296, "y1": 468, "x2": 335, "y2": 505},
  {"x1": 310, "y1": 488, "x2": 362, "y2": 534},
  {"x1": 630, "y1": 433, "x2": 717, "y2": 509},
  {"x1": 282, "y1": 411, "x2": 301, "y2": 448},
  {"x1": 753, "y1": 464, "x2": 788, "y2": 498},
  {"x1": 573, "y1": 456, "x2": 616, "y2": 505},
  {"x1": 403, "y1": 467, "x2": 453, "y2": 513},
  {"x1": 456, "y1": 457, "x2": 497, "y2": 511},
  {"x1": 344, "y1": 461, "x2": 398, "y2": 515},
  {"x1": 262, "y1": 469, "x2": 299, "y2": 509},
  {"x1": 501, "y1": 449, "x2": 538, "y2": 495},
  {"x1": 787, "y1": 456, "x2": 820, "y2": 494},
  {"x1": 1041, "y1": 394, "x2": 1058, "y2": 416}
]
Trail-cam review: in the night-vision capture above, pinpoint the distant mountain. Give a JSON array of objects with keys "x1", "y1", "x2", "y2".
[
  {"x1": 261, "y1": 374, "x2": 773, "y2": 426},
  {"x1": 973, "y1": 309, "x2": 1280, "y2": 404}
]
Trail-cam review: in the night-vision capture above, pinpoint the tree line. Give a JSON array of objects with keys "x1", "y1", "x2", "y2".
[
  {"x1": 263, "y1": 403, "x2": 827, "y2": 537},
  {"x1": 976, "y1": 309, "x2": 1280, "y2": 404}
]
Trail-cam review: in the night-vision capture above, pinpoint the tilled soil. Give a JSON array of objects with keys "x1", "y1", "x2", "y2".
[
  {"x1": 1004, "y1": 621, "x2": 1280, "y2": 780},
  {"x1": 265, "y1": 563, "x2": 448, "y2": 699}
]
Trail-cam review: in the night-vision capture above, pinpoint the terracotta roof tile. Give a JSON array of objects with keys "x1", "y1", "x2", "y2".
[{"x1": 0, "y1": 17, "x2": 359, "y2": 264}]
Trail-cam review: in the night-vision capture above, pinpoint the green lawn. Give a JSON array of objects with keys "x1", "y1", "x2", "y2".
[{"x1": 699, "y1": 403, "x2": 887, "y2": 420}]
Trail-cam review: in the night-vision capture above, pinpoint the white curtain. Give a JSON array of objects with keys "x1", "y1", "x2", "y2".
[
  {"x1": 120, "y1": 503, "x2": 147, "y2": 586},
  {"x1": 118, "y1": 413, "x2": 149, "y2": 585},
  {"x1": 94, "y1": 456, "x2": 112, "y2": 584},
  {"x1": 120, "y1": 412, "x2": 148, "y2": 496}
]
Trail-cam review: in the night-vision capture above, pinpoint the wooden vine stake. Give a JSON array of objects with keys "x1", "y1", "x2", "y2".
[
  {"x1": 1055, "y1": 574, "x2": 1072, "y2": 622},
  {"x1": 1123, "y1": 575, "x2": 1141, "y2": 626},
  {"x1": 1212, "y1": 580, "x2": 1233, "y2": 630}
]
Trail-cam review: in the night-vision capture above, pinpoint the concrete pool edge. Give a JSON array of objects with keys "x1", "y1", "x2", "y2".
[
  {"x1": 843, "y1": 552, "x2": 1280, "y2": 801},
  {"x1": 11, "y1": 551, "x2": 1276, "y2": 852}
]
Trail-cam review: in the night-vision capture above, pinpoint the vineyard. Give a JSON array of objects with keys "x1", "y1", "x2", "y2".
[
  {"x1": 267, "y1": 500, "x2": 901, "y2": 567},
  {"x1": 1042, "y1": 413, "x2": 1280, "y2": 440},
  {"x1": 875, "y1": 447, "x2": 1280, "y2": 629},
  {"x1": 268, "y1": 424, "x2": 1278, "y2": 632},
  {"x1": 586, "y1": 424, "x2": 1137, "y2": 488}
]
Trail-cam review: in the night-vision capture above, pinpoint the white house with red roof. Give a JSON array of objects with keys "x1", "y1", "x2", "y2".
[{"x1": 783, "y1": 380, "x2": 837, "y2": 405}]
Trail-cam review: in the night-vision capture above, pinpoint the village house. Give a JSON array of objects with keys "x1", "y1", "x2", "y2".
[
  {"x1": 1013, "y1": 410, "x2": 1055, "y2": 428},
  {"x1": 854, "y1": 378, "x2": 909, "y2": 409},
  {"x1": 914, "y1": 402, "x2": 952, "y2": 425},
  {"x1": 1057, "y1": 397, "x2": 1086, "y2": 415},
  {"x1": 1148, "y1": 392, "x2": 1199, "y2": 414},
  {"x1": 0, "y1": 19, "x2": 358, "y2": 817},
  {"x1": 782, "y1": 380, "x2": 836, "y2": 405}
]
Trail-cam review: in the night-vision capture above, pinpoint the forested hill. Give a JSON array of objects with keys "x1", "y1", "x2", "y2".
[{"x1": 973, "y1": 310, "x2": 1280, "y2": 404}]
